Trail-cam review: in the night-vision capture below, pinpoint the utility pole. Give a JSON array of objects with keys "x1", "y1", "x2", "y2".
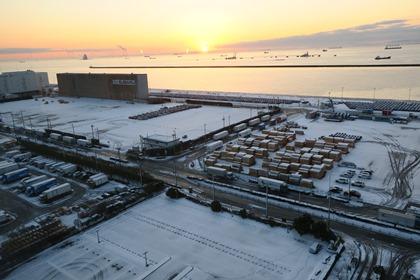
[
  {"x1": 91, "y1": 124, "x2": 95, "y2": 139},
  {"x1": 212, "y1": 175, "x2": 215, "y2": 200},
  {"x1": 173, "y1": 160, "x2": 178, "y2": 187},
  {"x1": 96, "y1": 229, "x2": 100, "y2": 244},
  {"x1": 222, "y1": 116, "x2": 225, "y2": 127},
  {"x1": 20, "y1": 111, "x2": 25, "y2": 128},
  {"x1": 265, "y1": 184, "x2": 269, "y2": 217},
  {"x1": 144, "y1": 251, "x2": 149, "y2": 267},
  {"x1": 203, "y1": 123, "x2": 206, "y2": 134},
  {"x1": 328, "y1": 173, "x2": 332, "y2": 228},
  {"x1": 228, "y1": 115, "x2": 231, "y2": 126},
  {"x1": 72, "y1": 123, "x2": 75, "y2": 135}
]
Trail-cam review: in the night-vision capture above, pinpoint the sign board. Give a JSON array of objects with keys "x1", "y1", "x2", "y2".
[{"x1": 112, "y1": 79, "x2": 136, "y2": 86}]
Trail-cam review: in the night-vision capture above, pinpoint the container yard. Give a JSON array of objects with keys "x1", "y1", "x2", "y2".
[
  {"x1": 201, "y1": 111, "x2": 420, "y2": 207},
  {"x1": 5, "y1": 194, "x2": 337, "y2": 280}
]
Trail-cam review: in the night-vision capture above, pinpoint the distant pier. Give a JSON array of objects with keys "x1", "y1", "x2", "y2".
[{"x1": 90, "y1": 64, "x2": 420, "y2": 69}]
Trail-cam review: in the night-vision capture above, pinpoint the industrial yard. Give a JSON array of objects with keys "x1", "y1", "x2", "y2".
[
  {"x1": 201, "y1": 111, "x2": 420, "y2": 210},
  {"x1": 0, "y1": 96, "x2": 259, "y2": 151},
  {"x1": 5, "y1": 194, "x2": 338, "y2": 280}
]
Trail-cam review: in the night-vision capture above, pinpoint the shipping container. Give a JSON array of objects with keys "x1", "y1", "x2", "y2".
[
  {"x1": 88, "y1": 174, "x2": 109, "y2": 188},
  {"x1": 238, "y1": 128, "x2": 252, "y2": 138},
  {"x1": 12, "y1": 152, "x2": 32, "y2": 162},
  {"x1": 63, "y1": 136, "x2": 75, "y2": 144},
  {"x1": 77, "y1": 139, "x2": 91, "y2": 147},
  {"x1": 49, "y1": 133, "x2": 62, "y2": 141},
  {"x1": 22, "y1": 175, "x2": 48, "y2": 188}
]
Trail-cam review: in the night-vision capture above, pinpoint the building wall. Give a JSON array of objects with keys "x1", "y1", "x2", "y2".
[
  {"x1": 57, "y1": 73, "x2": 149, "y2": 101},
  {"x1": 0, "y1": 71, "x2": 49, "y2": 96}
]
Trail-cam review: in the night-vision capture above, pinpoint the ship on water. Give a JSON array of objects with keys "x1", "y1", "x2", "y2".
[
  {"x1": 385, "y1": 44, "x2": 402, "y2": 50},
  {"x1": 225, "y1": 53, "x2": 237, "y2": 60},
  {"x1": 82, "y1": 54, "x2": 88, "y2": 60},
  {"x1": 375, "y1": 56, "x2": 391, "y2": 60}
]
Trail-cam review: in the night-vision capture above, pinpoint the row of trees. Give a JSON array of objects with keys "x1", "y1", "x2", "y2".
[{"x1": 293, "y1": 214, "x2": 335, "y2": 241}]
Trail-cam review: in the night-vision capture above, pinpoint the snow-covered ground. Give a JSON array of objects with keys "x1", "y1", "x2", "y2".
[
  {"x1": 6, "y1": 194, "x2": 336, "y2": 280},
  {"x1": 0, "y1": 97, "x2": 258, "y2": 151},
  {"x1": 293, "y1": 115, "x2": 420, "y2": 207},
  {"x1": 208, "y1": 113, "x2": 420, "y2": 207}
]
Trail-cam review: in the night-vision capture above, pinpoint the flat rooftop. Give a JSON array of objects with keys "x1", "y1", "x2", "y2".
[
  {"x1": 6, "y1": 194, "x2": 335, "y2": 280},
  {"x1": 0, "y1": 97, "x2": 259, "y2": 151}
]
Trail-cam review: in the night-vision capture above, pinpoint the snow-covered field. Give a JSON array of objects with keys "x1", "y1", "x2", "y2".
[
  {"x1": 292, "y1": 115, "x2": 420, "y2": 207},
  {"x1": 0, "y1": 97, "x2": 258, "y2": 151},
  {"x1": 6, "y1": 194, "x2": 335, "y2": 280}
]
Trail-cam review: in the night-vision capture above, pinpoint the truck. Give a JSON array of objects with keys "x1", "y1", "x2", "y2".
[
  {"x1": 206, "y1": 166, "x2": 234, "y2": 180},
  {"x1": 22, "y1": 175, "x2": 48, "y2": 188},
  {"x1": 248, "y1": 118, "x2": 261, "y2": 126},
  {"x1": 5, "y1": 150, "x2": 20, "y2": 158},
  {"x1": 57, "y1": 163, "x2": 77, "y2": 175},
  {"x1": 1, "y1": 168, "x2": 29, "y2": 183},
  {"x1": 257, "y1": 177, "x2": 288, "y2": 193},
  {"x1": 238, "y1": 128, "x2": 252, "y2": 138},
  {"x1": 77, "y1": 139, "x2": 90, "y2": 147},
  {"x1": 233, "y1": 123, "x2": 247, "y2": 132},
  {"x1": 49, "y1": 133, "x2": 62, "y2": 141},
  {"x1": 48, "y1": 162, "x2": 67, "y2": 172},
  {"x1": 62, "y1": 136, "x2": 75, "y2": 144},
  {"x1": 206, "y1": 141, "x2": 223, "y2": 152},
  {"x1": 87, "y1": 173, "x2": 109, "y2": 188},
  {"x1": 40, "y1": 183, "x2": 73, "y2": 203},
  {"x1": 213, "y1": 131, "x2": 229, "y2": 140},
  {"x1": 0, "y1": 163, "x2": 19, "y2": 176},
  {"x1": 260, "y1": 114, "x2": 270, "y2": 122},
  {"x1": 12, "y1": 152, "x2": 32, "y2": 162},
  {"x1": 26, "y1": 178, "x2": 57, "y2": 196}
]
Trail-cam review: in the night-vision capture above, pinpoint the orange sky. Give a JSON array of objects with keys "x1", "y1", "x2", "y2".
[{"x1": 1, "y1": 0, "x2": 420, "y2": 59}]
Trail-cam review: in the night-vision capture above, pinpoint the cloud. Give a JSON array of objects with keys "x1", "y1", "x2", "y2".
[
  {"x1": 220, "y1": 19, "x2": 420, "y2": 51},
  {"x1": 0, "y1": 48, "x2": 51, "y2": 54},
  {"x1": 0, "y1": 47, "x2": 119, "y2": 55}
]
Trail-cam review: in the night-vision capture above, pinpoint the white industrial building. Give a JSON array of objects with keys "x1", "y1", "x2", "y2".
[{"x1": 0, "y1": 70, "x2": 49, "y2": 97}]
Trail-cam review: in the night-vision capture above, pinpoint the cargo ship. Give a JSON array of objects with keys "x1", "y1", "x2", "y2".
[
  {"x1": 385, "y1": 45, "x2": 402, "y2": 50},
  {"x1": 375, "y1": 56, "x2": 391, "y2": 60}
]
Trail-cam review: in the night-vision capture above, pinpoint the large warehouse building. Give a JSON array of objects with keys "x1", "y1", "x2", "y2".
[
  {"x1": 0, "y1": 70, "x2": 49, "y2": 97},
  {"x1": 57, "y1": 73, "x2": 149, "y2": 101}
]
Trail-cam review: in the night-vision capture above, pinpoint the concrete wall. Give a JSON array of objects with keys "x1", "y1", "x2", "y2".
[
  {"x1": 0, "y1": 71, "x2": 49, "y2": 96},
  {"x1": 57, "y1": 73, "x2": 149, "y2": 101}
]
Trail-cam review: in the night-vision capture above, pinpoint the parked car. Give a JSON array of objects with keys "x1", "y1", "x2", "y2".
[
  {"x1": 358, "y1": 174, "x2": 371, "y2": 179},
  {"x1": 340, "y1": 173, "x2": 354, "y2": 179},
  {"x1": 351, "y1": 181, "x2": 365, "y2": 188},
  {"x1": 335, "y1": 178, "x2": 349, "y2": 184},
  {"x1": 329, "y1": 186, "x2": 343, "y2": 193},
  {"x1": 344, "y1": 190, "x2": 361, "y2": 198}
]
